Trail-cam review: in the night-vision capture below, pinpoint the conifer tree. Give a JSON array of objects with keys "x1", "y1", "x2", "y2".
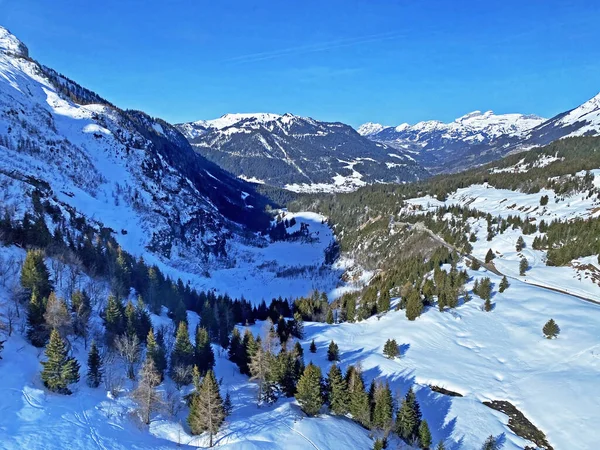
[
  {"x1": 347, "y1": 365, "x2": 370, "y2": 427},
  {"x1": 345, "y1": 295, "x2": 356, "y2": 323},
  {"x1": 377, "y1": 290, "x2": 391, "y2": 313},
  {"x1": 327, "y1": 340, "x2": 339, "y2": 361},
  {"x1": 436, "y1": 441, "x2": 446, "y2": 450},
  {"x1": 26, "y1": 291, "x2": 48, "y2": 347},
  {"x1": 86, "y1": 340, "x2": 103, "y2": 388},
  {"x1": 195, "y1": 326, "x2": 215, "y2": 375},
  {"x1": 326, "y1": 308, "x2": 334, "y2": 324},
  {"x1": 480, "y1": 435, "x2": 501, "y2": 450},
  {"x1": 519, "y1": 257, "x2": 528, "y2": 276},
  {"x1": 485, "y1": 249, "x2": 495, "y2": 263},
  {"x1": 484, "y1": 297, "x2": 493, "y2": 312},
  {"x1": 327, "y1": 364, "x2": 349, "y2": 415},
  {"x1": 0, "y1": 339, "x2": 4, "y2": 360},
  {"x1": 499, "y1": 276, "x2": 509, "y2": 293},
  {"x1": 135, "y1": 296, "x2": 152, "y2": 343},
  {"x1": 292, "y1": 312, "x2": 304, "y2": 338},
  {"x1": 223, "y1": 391, "x2": 233, "y2": 417},
  {"x1": 516, "y1": 236, "x2": 525, "y2": 252},
  {"x1": 146, "y1": 328, "x2": 167, "y2": 380},
  {"x1": 170, "y1": 321, "x2": 195, "y2": 386},
  {"x1": 188, "y1": 369, "x2": 225, "y2": 447},
  {"x1": 41, "y1": 329, "x2": 80, "y2": 394},
  {"x1": 419, "y1": 419, "x2": 432, "y2": 449},
  {"x1": 543, "y1": 318, "x2": 560, "y2": 339},
  {"x1": 396, "y1": 387, "x2": 422, "y2": 442},
  {"x1": 21, "y1": 249, "x2": 52, "y2": 299},
  {"x1": 249, "y1": 346, "x2": 277, "y2": 405},
  {"x1": 372, "y1": 381, "x2": 393, "y2": 430},
  {"x1": 405, "y1": 289, "x2": 423, "y2": 321},
  {"x1": 104, "y1": 295, "x2": 124, "y2": 344},
  {"x1": 273, "y1": 348, "x2": 299, "y2": 397},
  {"x1": 295, "y1": 363, "x2": 323, "y2": 416},
  {"x1": 131, "y1": 357, "x2": 162, "y2": 425},
  {"x1": 470, "y1": 258, "x2": 481, "y2": 270},
  {"x1": 124, "y1": 300, "x2": 137, "y2": 337},
  {"x1": 293, "y1": 341, "x2": 304, "y2": 359},
  {"x1": 228, "y1": 327, "x2": 242, "y2": 368},
  {"x1": 72, "y1": 290, "x2": 91, "y2": 344},
  {"x1": 383, "y1": 338, "x2": 399, "y2": 359},
  {"x1": 309, "y1": 339, "x2": 317, "y2": 353},
  {"x1": 240, "y1": 329, "x2": 257, "y2": 375},
  {"x1": 373, "y1": 438, "x2": 386, "y2": 450}
]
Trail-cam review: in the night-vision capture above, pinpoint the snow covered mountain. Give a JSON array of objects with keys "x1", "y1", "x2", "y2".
[
  {"x1": 176, "y1": 113, "x2": 428, "y2": 192},
  {"x1": 358, "y1": 111, "x2": 546, "y2": 173},
  {"x1": 0, "y1": 26, "x2": 276, "y2": 273}
]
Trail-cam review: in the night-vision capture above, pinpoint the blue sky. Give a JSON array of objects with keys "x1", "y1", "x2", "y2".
[{"x1": 2, "y1": 0, "x2": 600, "y2": 126}]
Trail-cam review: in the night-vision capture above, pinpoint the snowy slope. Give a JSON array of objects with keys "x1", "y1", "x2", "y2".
[{"x1": 176, "y1": 113, "x2": 428, "y2": 192}]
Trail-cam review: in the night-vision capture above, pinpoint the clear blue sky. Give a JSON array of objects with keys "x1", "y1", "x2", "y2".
[{"x1": 2, "y1": 0, "x2": 600, "y2": 126}]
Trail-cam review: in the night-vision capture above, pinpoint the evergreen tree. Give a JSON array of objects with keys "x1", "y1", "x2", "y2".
[
  {"x1": 498, "y1": 276, "x2": 509, "y2": 293},
  {"x1": 135, "y1": 297, "x2": 152, "y2": 343},
  {"x1": 228, "y1": 327, "x2": 243, "y2": 368},
  {"x1": 188, "y1": 369, "x2": 225, "y2": 447},
  {"x1": 327, "y1": 340, "x2": 339, "y2": 361},
  {"x1": 484, "y1": 297, "x2": 493, "y2": 312},
  {"x1": 327, "y1": 364, "x2": 349, "y2": 415},
  {"x1": 372, "y1": 381, "x2": 393, "y2": 430},
  {"x1": 326, "y1": 308, "x2": 334, "y2": 324},
  {"x1": 516, "y1": 236, "x2": 525, "y2": 252},
  {"x1": 373, "y1": 438, "x2": 386, "y2": 450},
  {"x1": 377, "y1": 290, "x2": 391, "y2": 313},
  {"x1": 419, "y1": 419, "x2": 432, "y2": 449},
  {"x1": 21, "y1": 249, "x2": 52, "y2": 299},
  {"x1": 295, "y1": 363, "x2": 323, "y2": 416},
  {"x1": 396, "y1": 387, "x2": 421, "y2": 442},
  {"x1": 104, "y1": 295, "x2": 124, "y2": 344},
  {"x1": 383, "y1": 338, "x2": 399, "y2": 359},
  {"x1": 405, "y1": 289, "x2": 423, "y2": 321},
  {"x1": 131, "y1": 357, "x2": 162, "y2": 425},
  {"x1": 485, "y1": 249, "x2": 495, "y2": 263},
  {"x1": 249, "y1": 346, "x2": 277, "y2": 405},
  {"x1": 0, "y1": 339, "x2": 4, "y2": 360},
  {"x1": 292, "y1": 312, "x2": 304, "y2": 338},
  {"x1": 347, "y1": 365, "x2": 370, "y2": 427},
  {"x1": 146, "y1": 328, "x2": 167, "y2": 380},
  {"x1": 86, "y1": 340, "x2": 103, "y2": 388},
  {"x1": 170, "y1": 322, "x2": 195, "y2": 386},
  {"x1": 345, "y1": 295, "x2": 356, "y2": 322},
  {"x1": 480, "y1": 435, "x2": 501, "y2": 450},
  {"x1": 293, "y1": 341, "x2": 304, "y2": 359},
  {"x1": 519, "y1": 257, "x2": 528, "y2": 276},
  {"x1": 309, "y1": 339, "x2": 317, "y2": 353},
  {"x1": 436, "y1": 441, "x2": 446, "y2": 450},
  {"x1": 272, "y1": 348, "x2": 297, "y2": 397},
  {"x1": 195, "y1": 326, "x2": 215, "y2": 375},
  {"x1": 240, "y1": 329, "x2": 257, "y2": 376},
  {"x1": 41, "y1": 329, "x2": 80, "y2": 394},
  {"x1": 543, "y1": 319, "x2": 560, "y2": 339},
  {"x1": 26, "y1": 291, "x2": 48, "y2": 347},
  {"x1": 124, "y1": 300, "x2": 137, "y2": 337},
  {"x1": 471, "y1": 258, "x2": 481, "y2": 270},
  {"x1": 223, "y1": 391, "x2": 233, "y2": 417}
]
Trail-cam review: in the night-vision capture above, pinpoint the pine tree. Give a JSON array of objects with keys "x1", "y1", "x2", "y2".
[
  {"x1": 124, "y1": 300, "x2": 137, "y2": 337},
  {"x1": 383, "y1": 338, "x2": 399, "y2": 359},
  {"x1": 170, "y1": 321, "x2": 195, "y2": 386},
  {"x1": 373, "y1": 438, "x2": 385, "y2": 450},
  {"x1": 295, "y1": 363, "x2": 323, "y2": 416},
  {"x1": 470, "y1": 258, "x2": 481, "y2": 270},
  {"x1": 326, "y1": 308, "x2": 334, "y2": 324},
  {"x1": 327, "y1": 340, "x2": 339, "y2": 361},
  {"x1": 485, "y1": 249, "x2": 495, "y2": 263},
  {"x1": 436, "y1": 441, "x2": 446, "y2": 450},
  {"x1": 480, "y1": 435, "x2": 501, "y2": 450},
  {"x1": 195, "y1": 326, "x2": 215, "y2": 375},
  {"x1": 372, "y1": 381, "x2": 393, "y2": 430},
  {"x1": 405, "y1": 289, "x2": 423, "y2": 321},
  {"x1": 292, "y1": 312, "x2": 304, "y2": 338},
  {"x1": 249, "y1": 346, "x2": 277, "y2": 405},
  {"x1": 419, "y1": 419, "x2": 432, "y2": 449},
  {"x1": 543, "y1": 319, "x2": 560, "y2": 339},
  {"x1": 396, "y1": 387, "x2": 421, "y2": 442},
  {"x1": 499, "y1": 276, "x2": 509, "y2": 293},
  {"x1": 240, "y1": 329, "x2": 257, "y2": 375},
  {"x1": 146, "y1": 328, "x2": 167, "y2": 380},
  {"x1": 484, "y1": 297, "x2": 493, "y2": 312},
  {"x1": 188, "y1": 369, "x2": 225, "y2": 447},
  {"x1": 135, "y1": 296, "x2": 152, "y2": 343},
  {"x1": 345, "y1": 295, "x2": 356, "y2": 322},
  {"x1": 309, "y1": 339, "x2": 317, "y2": 353},
  {"x1": 519, "y1": 257, "x2": 528, "y2": 276},
  {"x1": 223, "y1": 391, "x2": 233, "y2": 417},
  {"x1": 26, "y1": 291, "x2": 48, "y2": 347},
  {"x1": 21, "y1": 249, "x2": 52, "y2": 299},
  {"x1": 41, "y1": 329, "x2": 80, "y2": 394},
  {"x1": 228, "y1": 327, "x2": 242, "y2": 368},
  {"x1": 86, "y1": 340, "x2": 103, "y2": 388},
  {"x1": 327, "y1": 364, "x2": 349, "y2": 415},
  {"x1": 104, "y1": 295, "x2": 124, "y2": 344},
  {"x1": 131, "y1": 357, "x2": 162, "y2": 425},
  {"x1": 347, "y1": 365, "x2": 370, "y2": 427},
  {"x1": 377, "y1": 290, "x2": 391, "y2": 313},
  {"x1": 0, "y1": 339, "x2": 4, "y2": 360},
  {"x1": 516, "y1": 236, "x2": 525, "y2": 252}
]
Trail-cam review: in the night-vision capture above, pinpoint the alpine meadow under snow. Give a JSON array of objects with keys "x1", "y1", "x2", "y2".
[{"x1": 1, "y1": 22, "x2": 600, "y2": 450}]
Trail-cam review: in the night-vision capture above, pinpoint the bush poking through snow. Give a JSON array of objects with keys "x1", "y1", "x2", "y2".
[{"x1": 543, "y1": 319, "x2": 560, "y2": 339}]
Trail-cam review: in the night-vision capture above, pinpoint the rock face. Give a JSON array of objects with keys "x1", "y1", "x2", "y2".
[{"x1": 177, "y1": 113, "x2": 429, "y2": 192}]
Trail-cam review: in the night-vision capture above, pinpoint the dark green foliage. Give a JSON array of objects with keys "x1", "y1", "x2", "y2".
[
  {"x1": 480, "y1": 435, "x2": 501, "y2": 450},
  {"x1": 485, "y1": 249, "x2": 495, "y2": 263},
  {"x1": 543, "y1": 319, "x2": 560, "y2": 339},
  {"x1": 86, "y1": 340, "x2": 103, "y2": 388},
  {"x1": 519, "y1": 257, "x2": 528, "y2": 276},
  {"x1": 327, "y1": 364, "x2": 349, "y2": 415},
  {"x1": 26, "y1": 291, "x2": 48, "y2": 347},
  {"x1": 188, "y1": 369, "x2": 225, "y2": 447},
  {"x1": 471, "y1": 258, "x2": 481, "y2": 270},
  {"x1": 104, "y1": 295, "x2": 124, "y2": 344},
  {"x1": 295, "y1": 363, "x2": 324, "y2": 416},
  {"x1": 170, "y1": 322, "x2": 195, "y2": 386},
  {"x1": 516, "y1": 236, "x2": 525, "y2": 252},
  {"x1": 327, "y1": 340, "x2": 339, "y2": 361},
  {"x1": 0, "y1": 339, "x2": 4, "y2": 359},
  {"x1": 377, "y1": 289, "x2": 391, "y2": 313},
  {"x1": 326, "y1": 308, "x2": 334, "y2": 324},
  {"x1": 146, "y1": 328, "x2": 167, "y2": 380},
  {"x1": 499, "y1": 276, "x2": 509, "y2": 293},
  {"x1": 405, "y1": 289, "x2": 423, "y2": 321},
  {"x1": 309, "y1": 339, "x2": 317, "y2": 353},
  {"x1": 540, "y1": 194, "x2": 549, "y2": 206},
  {"x1": 436, "y1": 442, "x2": 446, "y2": 450},
  {"x1": 21, "y1": 249, "x2": 52, "y2": 299},
  {"x1": 474, "y1": 277, "x2": 493, "y2": 301},
  {"x1": 383, "y1": 338, "x2": 399, "y2": 359},
  {"x1": 419, "y1": 419, "x2": 432, "y2": 448},
  {"x1": 396, "y1": 387, "x2": 422, "y2": 442},
  {"x1": 372, "y1": 381, "x2": 393, "y2": 430},
  {"x1": 347, "y1": 365, "x2": 370, "y2": 427},
  {"x1": 41, "y1": 329, "x2": 80, "y2": 394},
  {"x1": 373, "y1": 438, "x2": 385, "y2": 450},
  {"x1": 195, "y1": 326, "x2": 215, "y2": 375},
  {"x1": 228, "y1": 327, "x2": 243, "y2": 367}
]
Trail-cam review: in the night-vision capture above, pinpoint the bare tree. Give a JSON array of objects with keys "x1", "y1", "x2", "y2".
[
  {"x1": 163, "y1": 386, "x2": 184, "y2": 418},
  {"x1": 44, "y1": 293, "x2": 72, "y2": 338},
  {"x1": 103, "y1": 349, "x2": 125, "y2": 398},
  {"x1": 172, "y1": 364, "x2": 193, "y2": 390},
  {"x1": 131, "y1": 358, "x2": 162, "y2": 425},
  {"x1": 115, "y1": 333, "x2": 141, "y2": 380}
]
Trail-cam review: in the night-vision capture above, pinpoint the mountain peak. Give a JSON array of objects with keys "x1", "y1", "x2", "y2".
[
  {"x1": 356, "y1": 122, "x2": 388, "y2": 136},
  {"x1": 0, "y1": 26, "x2": 29, "y2": 58}
]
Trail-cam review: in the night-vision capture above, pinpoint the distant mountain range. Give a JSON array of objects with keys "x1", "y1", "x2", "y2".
[
  {"x1": 358, "y1": 94, "x2": 600, "y2": 174},
  {"x1": 176, "y1": 113, "x2": 428, "y2": 192}
]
